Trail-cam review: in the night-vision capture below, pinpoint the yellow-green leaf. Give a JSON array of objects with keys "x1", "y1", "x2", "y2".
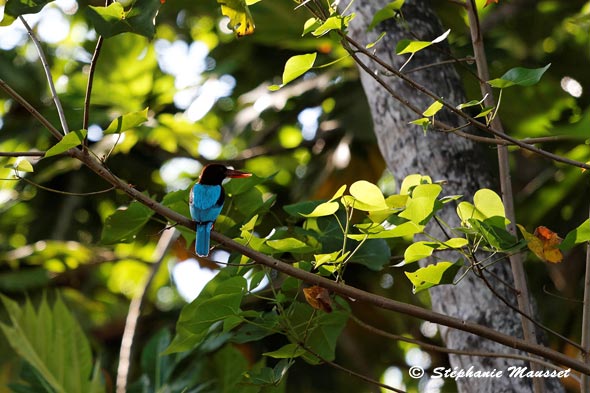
[
  {"x1": 103, "y1": 108, "x2": 148, "y2": 134},
  {"x1": 423, "y1": 100, "x2": 443, "y2": 117},
  {"x1": 404, "y1": 261, "x2": 460, "y2": 293},
  {"x1": 218, "y1": 0, "x2": 255, "y2": 37},
  {"x1": 14, "y1": 158, "x2": 34, "y2": 173},
  {"x1": 301, "y1": 201, "x2": 339, "y2": 217},
  {"x1": 349, "y1": 180, "x2": 387, "y2": 208},
  {"x1": 282, "y1": 53, "x2": 317, "y2": 86},
  {"x1": 44, "y1": 129, "x2": 87, "y2": 158}
]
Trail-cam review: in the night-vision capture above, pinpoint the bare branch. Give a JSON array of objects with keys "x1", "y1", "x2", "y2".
[{"x1": 19, "y1": 16, "x2": 70, "y2": 135}]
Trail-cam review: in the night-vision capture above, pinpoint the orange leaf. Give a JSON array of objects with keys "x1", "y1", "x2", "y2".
[
  {"x1": 303, "y1": 285, "x2": 333, "y2": 313},
  {"x1": 518, "y1": 225, "x2": 563, "y2": 263},
  {"x1": 484, "y1": 0, "x2": 499, "y2": 7}
]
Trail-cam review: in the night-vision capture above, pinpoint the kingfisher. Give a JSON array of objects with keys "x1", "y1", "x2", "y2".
[{"x1": 189, "y1": 164, "x2": 251, "y2": 257}]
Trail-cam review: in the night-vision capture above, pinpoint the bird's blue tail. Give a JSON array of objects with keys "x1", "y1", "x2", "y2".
[{"x1": 196, "y1": 222, "x2": 214, "y2": 257}]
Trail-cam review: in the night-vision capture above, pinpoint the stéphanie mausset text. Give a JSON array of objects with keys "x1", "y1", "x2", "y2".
[{"x1": 431, "y1": 366, "x2": 571, "y2": 381}]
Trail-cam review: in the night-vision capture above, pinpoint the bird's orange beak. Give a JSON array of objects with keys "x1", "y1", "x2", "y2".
[{"x1": 226, "y1": 169, "x2": 252, "y2": 179}]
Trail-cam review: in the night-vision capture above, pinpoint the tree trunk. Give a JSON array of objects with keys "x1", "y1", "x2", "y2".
[{"x1": 341, "y1": 1, "x2": 564, "y2": 392}]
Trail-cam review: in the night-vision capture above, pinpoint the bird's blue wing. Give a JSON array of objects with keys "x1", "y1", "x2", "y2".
[{"x1": 190, "y1": 184, "x2": 224, "y2": 223}]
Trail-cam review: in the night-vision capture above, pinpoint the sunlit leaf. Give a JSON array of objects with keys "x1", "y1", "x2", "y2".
[
  {"x1": 302, "y1": 18, "x2": 322, "y2": 36},
  {"x1": 561, "y1": 218, "x2": 590, "y2": 250},
  {"x1": 423, "y1": 100, "x2": 443, "y2": 117},
  {"x1": 348, "y1": 221, "x2": 424, "y2": 240},
  {"x1": 44, "y1": 129, "x2": 87, "y2": 158},
  {"x1": 14, "y1": 158, "x2": 34, "y2": 172},
  {"x1": 396, "y1": 29, "x2": 450, "y2": 55},
  {"x1": 103, "y1": 108, "x2": 148, "y2": 134},
  {"x1": 488, "y1": 64, "x2": 551, "y2": 89},
  {"x1": 301, "y1": 201, "x2": 339, "y2": 217},
  {"x1": 267, "y1": 238, "x2": 314, "y2": 253},
  {"x1": 282, "y1": 53, "x2": 317, "y2": 86},
  {"x1": 400, "y1": 174, "x2": 432, "y2": 195},
  {"x1": 349, "y1": 180, "x2": 387, "y2": 209},
  {"x1": 218, "y1": 0, "x2": 255, "y2": 37},
  {"x1": 473, "y1": 188, "x2": 505, "y2": 218},
  {"x1": 312, "y1": 14, "x2": 355, "y2": 37},
  {"x1": 404, "y1": 261, "x2": 460, "y2": 293},
  {"x1": 404, "y1": 238, "x2": 467, "y2": 264}
]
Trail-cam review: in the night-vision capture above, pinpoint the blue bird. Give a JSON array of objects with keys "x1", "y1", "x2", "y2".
[{"x1": 189, "y1": 164, "x2": 251, "y2": 257}]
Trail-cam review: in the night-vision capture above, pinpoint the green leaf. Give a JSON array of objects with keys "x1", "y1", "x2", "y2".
[
  {"x1": 289, "y1": 299, "x2": 350, "y2": 364},
  {"x1": 313, "y1": 250, "x2": 347, "y2": 268},
  {"x1": 475, "y1": 106, "x2": 495, "y2": 118},
  {"x1": 398, "y1": 184, "x2": 442, "y2": 225},
  {"x1": 281, "y1": 53, "x2": 317, "y2": 86},
  {"x1": 165, "y1": 271, "x2": 247, "y2": 354},
  {"x1": 263, "y1": 343, "x2": 306, "y2": 359},
  {"x1": 101, "y1": 200, "x2": 154, "y2": 244},
  {"x1": 561, "y1": 218, "x2": 590, "y2": 250},
  {"x1": 267, "y1": 238, "x2": 315, "y2": 253},
  {"x1": 404, "y1": 241, "x2": 438, "y2": 263},
  {"x1": 409, "y1": 117, "x2": 431, "y2": 131},
  {"x1": 87, "y1": 0, "x2": 161, "y2": 39},
  {"x1": 140, "y1": 329, "x2": 173, "y2": 388},
  {"x1": 302, "y1": 18, "x2": 322, "y2": 36},
  {"x1": 473, "y1": 188, "x2": 506, "y2": 218},
  {"x1": 312, "y1": 14, "x2": 355, "y2": 37},
  {"x1": 368, "y1": 0, "x2": 404, "y2": 31},
  {"x1": 300, "y1": 201, "x2": 339, "y2": 217},
  {"x1": 488, "y1": 64, "x2": 551, "y2": 89},
  {"x1": 218, "y1": 0, "x2": 255, "y2": 37},
  {"x1": 103, "y1": 108, "x2": 148, "y2": 134},
  {"x1": 404, "y1": 261, "x2": 460, "y2": 293},
  {"x1": 400, "y1": 174, "x2": 432, "y2": 195},
  {"x1": 422, "y1": 100, "x2": 443, "y2": 117},
  {"x1": 14, "y1": 158, "x2": 34, "y2": 172},
  {"x1": 396, "y1": 29, "x2": 450, "y2": 55},
  {"x1": 2, "y1": 0, "x2": 52, "y2": 23},
  {"x1": 44, "y1": 129, "x2": 87, "y2": 158},
  {"x1": 456, "y1": 95, "x2": 488, "y2": 110},
  {"x1": 349, "y1": 239, "x2": 391, "y2": 270},
  {"x1": 404, "y1": 238, "x2": 467, "y2": 263},
  {"x1": 348, "y1": 221, "x2": 424, "y2": 240},
  {"x1": 349, "y1": 180, "x2": 388, "y2": 209},
  {"x1": 0, "y1": 295, "x2": 104, "y2": 393}
]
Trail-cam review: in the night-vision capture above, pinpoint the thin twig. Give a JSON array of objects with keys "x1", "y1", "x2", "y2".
[
  {"x1": 3, "y1": 76, "x2": 590, "y2": 376},
  {"x1": 0, "y1": 79, "x2": 63, "y2": 141},
  {"x1": 341, "y1": 36, "x2": 590, "y2": 171},
  {"x1": 464, "y1": 3, "x2": 543, "y2": 392},
  {"x1": 83, "y1": 36, "x2": 104, "y2": 133},
  {"x1": 15, "y1": 173, "x2": 115, "y2": 196},
  {"x1": 351, "y1": 314, "x2": 579, "y2": 383},
  {"x1": 19, "y1": 16, "x2": 70, "y2": 135},
  {"x1": 0, "y1": 151, "x2": 46, "y2": 157},
  {"x1": 299, "y1": 341, "x2": 405, "y2": 393},
  {"x1": 115, "y1": 228, "x2": 179, "y2": 393}
]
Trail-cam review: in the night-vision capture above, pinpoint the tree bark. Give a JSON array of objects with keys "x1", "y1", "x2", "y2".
[{"x1": 341, "y1": 1, "x2": 564, "y2": 392}]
